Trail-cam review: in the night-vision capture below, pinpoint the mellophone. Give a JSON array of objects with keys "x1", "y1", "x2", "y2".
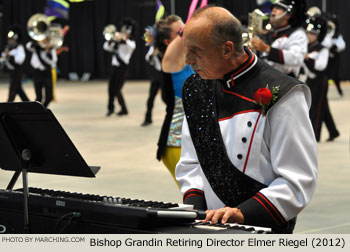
[{"x1": 0, "y1": 188, "x2": 272, "y2": 234}]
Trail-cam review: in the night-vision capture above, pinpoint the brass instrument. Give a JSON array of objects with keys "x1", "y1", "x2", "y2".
[
  {"x1": 307, "y1": 6, "x2": 321, "y2": 17},
  {"x1": 0, "y1": 47, "x2": 9, "y2": 68},
  {"x1": 103, "y1": 24, "x2": 123, "y2": 42},
  {"x1": 243, "y1": 9, "x2": 270, "y2": 46},
  {"x1": 27, "y1": 13, "x2": 64, "y2": 48},
  {"x1": 48, "y1": 24, "x2": 64, "y2": 48},
  {"x1": 27, "y1": 13, "x2": 50, "y2": 42},
  {"x1": 327, "y1": 20, "x2": 336, "y2": 37},
  {"x1": 1, "y1": 32, "x2": 17, "y2": 67},
  {"x1": 307, "y1": 6, "x2": 336, "y2": 38}
]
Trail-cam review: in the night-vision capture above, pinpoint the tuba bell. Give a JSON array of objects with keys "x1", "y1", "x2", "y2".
[
  {"x1": 27, "y1": 13, "x2": 50, "y2": 42},
  {"x1": 27, "y1": 13, "x2": 64, "y2": 48}
]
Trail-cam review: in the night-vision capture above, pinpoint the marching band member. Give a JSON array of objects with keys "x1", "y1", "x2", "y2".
[
  {"x1": 323, "y1": 14, "x2": 346, "y2": 96},
  {"x1": 251, "y1": 0, "x2": 307, "y2": 78},
  {"x1": 104, "y1": 18, "x2": 137, "y2": 117},
  {"x1": 302, "y1": 15, "x2": 340, "y2": 142},
  {"x1": 26, "y1": 36, "x2": 57, "y2": 108},
  {"x1": 1, "y1": 25, "x2": 29, "y2": 102},
  {"x1": 141, "y1": 44, "x2": 163, "y2": 126}
]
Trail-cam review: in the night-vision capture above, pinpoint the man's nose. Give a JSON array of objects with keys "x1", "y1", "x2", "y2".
[{"x1": 185, "y1": 53, "x2": 194, "y2": 65}]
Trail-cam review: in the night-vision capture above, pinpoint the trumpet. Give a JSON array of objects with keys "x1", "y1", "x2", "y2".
[
  {"x1": 103, "y1": 24, "x2": 124, "y2": 42},
  {"x1": 27, "y1": 13, "x2": 64, "y2": 48}
]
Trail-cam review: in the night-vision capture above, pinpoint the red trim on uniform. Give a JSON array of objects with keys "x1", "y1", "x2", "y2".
[
  {"x1": 278, "y1": 49, "x2": 284, "y2": 64},
  {"x1": 185, "y1": 189, "x2": 204, "y2": 194},
  {"x1": 253, "y1": 196, "x2": 280, "y2": 225},
  {"x1": 230, "y1": 52, "x2": 255, "y2": 78},
  {"x1": 218, "y1": 109, "x2": 260, "y2": 122},
  {"x1": 230, "y1": 75, "x2": 235, "y2": 87},
  {"x1": 222, "y1": 86, "x2": 256, "y2": 103},
  {"x1": 242, "y1": 110, "x2": 262, "y2": 173},
  {"x1": 184, "y1": 193, "x2": 204, "y2": 200},
  {"x1": 257, "y1": 192, "x2": 285, "y2": 223}
]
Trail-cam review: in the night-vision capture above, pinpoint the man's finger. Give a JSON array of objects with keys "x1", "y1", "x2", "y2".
[
  {"x1": 211, "y1": 209, "x2": 225, "y2": 224},
  {"x1": 221, "y1": 210, "x2": 233, "y2": 224},
  {"x1": 202, "y1": 210, "x2": 214, "y2": 223}
]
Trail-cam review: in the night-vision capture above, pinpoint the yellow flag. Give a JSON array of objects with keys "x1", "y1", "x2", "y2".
[{"x1": 155, "y1": 5, "x2": 165, "y2": 22}]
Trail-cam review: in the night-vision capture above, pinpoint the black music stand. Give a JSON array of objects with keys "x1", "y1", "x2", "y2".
[{"x1": 0, "y1": 102, "x2": 100, "y2": 233}]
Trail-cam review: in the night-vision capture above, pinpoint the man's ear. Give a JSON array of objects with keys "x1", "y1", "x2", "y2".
[{"x1": 222, "y1": 41, "x2": 234, "y2": 58}]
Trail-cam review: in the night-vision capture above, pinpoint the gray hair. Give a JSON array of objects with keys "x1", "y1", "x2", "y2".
[{"x1": 192, "y1": 6, "x2": 244, "y2": 52}]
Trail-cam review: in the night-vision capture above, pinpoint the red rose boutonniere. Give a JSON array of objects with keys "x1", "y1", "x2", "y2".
[{"x1": 253, "y1": 84, "x2": 279, "y2": 116}]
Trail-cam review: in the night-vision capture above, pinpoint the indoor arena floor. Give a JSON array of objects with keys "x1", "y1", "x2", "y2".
[{"x1": 0, "y1": 79, "x2": 349, "y2": 234}]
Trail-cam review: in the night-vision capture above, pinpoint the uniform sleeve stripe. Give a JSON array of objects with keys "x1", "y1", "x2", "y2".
[
  {"x1": 184, "y1": 193, "x2": 204, "y2": 200},
  {"x1": 256, "y1": 192, "x2": 285, "y2": 223},
  {"x1": 278, "y1": 49, "x2": 284, "y2": 64},
  {"x1": 184, "y1": 189, "x2": 204, "y2": 200},
  {"x1": 184, "y1": 189, "x2": 204, "y2": 195},
  {"x1": 253, "y1": 196, "x2": 280, "y2": 225},
  {"x1": 267, "y1": 47, "x2": 284, "y2": 64}
]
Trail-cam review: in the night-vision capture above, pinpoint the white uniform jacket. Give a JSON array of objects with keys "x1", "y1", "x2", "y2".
[
  {"x1": 262, "y1": 25, "x2": 307, "y2": 77},
  {"x1": 1, "y1": 44, "x2": 26, "y2": 71},
  {"x1": 103, "y1": 39, "x2": 136, "y2": 67},
  {"x1": 322, "y1": 33, "x2": 346, "y2": 54},
  {"x1": 145, "y1": 45, "x2": 162, "y2": 72},
  {"x1": 176, "y1": 48, "x2": 318, "y2": 232},
  {"x1": 26, "y1": 41, "x2": 57, "y2": 71},
  {"x1": 301, "y1": 42, "x2": 329, "y2": 81}
]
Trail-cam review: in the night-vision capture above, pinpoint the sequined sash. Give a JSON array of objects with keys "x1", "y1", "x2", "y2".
[{"x1": 182, "y1": 75, "x2": 267, "y2": 207}]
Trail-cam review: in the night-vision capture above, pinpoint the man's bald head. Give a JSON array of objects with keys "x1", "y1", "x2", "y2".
[
  {"x1": 183, "y1": 6, "x2": 247, "y2": 79},
  {"x1": 187, "y1": 6, "x2": 243, "y2": 52}
]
